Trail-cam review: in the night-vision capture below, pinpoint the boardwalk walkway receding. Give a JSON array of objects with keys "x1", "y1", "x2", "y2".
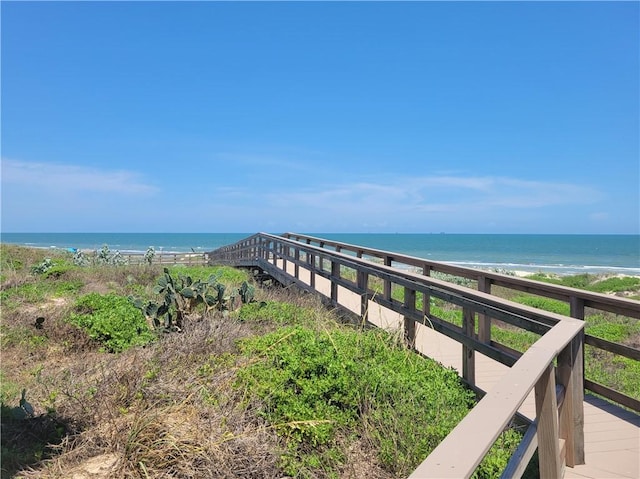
[{"x1": 210, "y1": 233, "x2": 640, "y2": 478}]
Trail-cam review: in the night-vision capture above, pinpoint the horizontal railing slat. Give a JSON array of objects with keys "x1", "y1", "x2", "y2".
[{"x1": 281, "y1": 232, "x2": 640, "y2": 319}]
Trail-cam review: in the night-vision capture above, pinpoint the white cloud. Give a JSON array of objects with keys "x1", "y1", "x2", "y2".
[
  {"x1": 0, "y1": 160, "x2": 606, "y2": 233},
  {"x1": 249, "y1": 175, "x2": 601, "y2": 215},
  {"x1": 1, "y1": 158, "x2": 158, "y2": 195}
]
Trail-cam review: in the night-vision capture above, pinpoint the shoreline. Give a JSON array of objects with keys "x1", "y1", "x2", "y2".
[{"x1": 3, "y1": 242, "x2": 639, "y2": 279}]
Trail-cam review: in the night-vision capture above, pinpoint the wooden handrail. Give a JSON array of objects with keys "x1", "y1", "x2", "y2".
[
  {"x1": 281, "y1": 232, "x2": 639, "y2": 319},
  {"x1": 277, "y1": 232, "x2": 640, "y2": 411},
  {"x1": 209, "y1": 233, "x2": 591, "y2": 476},
  {"x1": 409, "y1": 320, "x2": 584, "y2": 478}
]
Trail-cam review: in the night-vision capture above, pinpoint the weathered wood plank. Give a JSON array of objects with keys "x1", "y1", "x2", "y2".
[
  {"x1": 535, "y1": 364, "x2": 561, "y2": 479},
  {"x1": 463, "y1": 307, "x2": 476, "y2": 385},
  {"x1": 585, "y1": 334, "x2": 640, "y2": 361},
  {"x1": 409, "y1": 320, "x2": 583, "y2": 478},
  {"x1": 557, "y1": 333, "x2": 585, "y2": 466},
  {"x1": 404, "y1": 287, "x2": 416, "y2": 348}
]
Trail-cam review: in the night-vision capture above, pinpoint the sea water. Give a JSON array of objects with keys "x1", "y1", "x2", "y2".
[{"x1": 2, "y1": 232, "x2": 638, "y2": 276}]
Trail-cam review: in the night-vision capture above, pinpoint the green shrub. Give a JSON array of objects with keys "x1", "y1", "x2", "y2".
[
  {"x1": 68, "y1": 293, "x2": 155, "y2": 352},
  {"x1": 235, "y1": 325, "x2": 517, "y2": 477},
  {"x1": 523, "y1": 273, "x2": 640, "y2": 294},
  {"x1": 490, "y1": 326, "x2": 539, "y2": 353},
  {"x1": 586, "y1": 313, "x2": 640, "y2": 342},
  {"x1": 431, "y1": 271, "x2": 475, "y2": 288},
  {"x1": 558, "y1": 274, "x2": 594, "y2": 289},
  {"x1": 587, "y1": 322, "x2": 629, "y2": 343},
  {"x1": 588, "y1": 276, "x2": 640, "y2": 293},
  {"x1": 30, "y1": 258, "x2": 73, "y2": 278},
  {"x1": 474, "y1": 428, "x2": 526, "y2": 478},
  {"x1": 53, "y1": 280, "x2": 84, "y2": 296},
  {"x1": 524, "y1": 273, "x2": 594, "y2": 289},
  {"x1": 511, "y1": 295, "x2": 570, "y2": 316},
  {"x1": 430, "y1": 303, "x2": 464, "y2": 327}
]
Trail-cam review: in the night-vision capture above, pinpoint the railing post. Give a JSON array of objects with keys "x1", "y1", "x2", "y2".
[
  {"x1": 383, "y1": 256, "x2": 392, "y2": 301},
  {"x1": 477, "y1": 275, "x2": 492, "y2": 343},
  {"x1": 462, "y1": 307, "x2": 476, "y2": 385},
  {"x1": 294, "y1": 247, "x2": 300, "y2": 279},
  {"x1": 569, "y1": 295, "x2": 586, "y2": 410},
  {"x1": 283, "y1": 244, "x2": 289, "y2": 273},
  {"x1": 557, "y1": 330, "x2": 585, "y2": 466},
  {"x1": 535, "y1": 363, "x2": 562, "y2": 479},
  {"x1": 308, "y1": 252, "x2": 316, "y2": 289},
  {"x1": 404, "y1": 287, "x2": 416, "y2": 348},
  {"x1": 330, "y1": 261, "x2": 340, "y2": 305},
  {"x1": 357, "y1": 271, "x2": 369, "y2": 324},
  {"x1": 422, "y1": 264, "x2": 431, "y2": 318}
]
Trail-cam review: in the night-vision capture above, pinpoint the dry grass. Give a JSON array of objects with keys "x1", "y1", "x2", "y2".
[{"x1": 1, "y1": 245, "x2": 389, "y2": 478}]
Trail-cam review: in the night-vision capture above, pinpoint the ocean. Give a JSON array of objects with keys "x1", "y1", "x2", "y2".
[{"x1": 1, "y1": 232, "x2": 639, "y2": 276}]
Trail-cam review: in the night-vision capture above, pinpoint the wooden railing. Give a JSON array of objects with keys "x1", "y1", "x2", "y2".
[
  {"x1": 123, "y1": 252, "x2": 208, "y2": 266},
  {"x1": 282, "y1": 232, "x2": 640, "y2": 412},
  {"x1": 209, "y1": 233, "x2": 591, "y2": 477}
]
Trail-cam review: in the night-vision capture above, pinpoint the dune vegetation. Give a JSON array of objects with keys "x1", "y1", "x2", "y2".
[
  {"x1": 1, "y1": 244, "x2": 525, "y2": 479},
  {"x1": 3, "y1": 244, "x2": 638, "y2": 478}
]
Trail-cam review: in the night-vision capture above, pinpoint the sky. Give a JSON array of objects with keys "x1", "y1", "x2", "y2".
[{"x1": 1, "y1": 1, "x2": 638, "y2": 234}]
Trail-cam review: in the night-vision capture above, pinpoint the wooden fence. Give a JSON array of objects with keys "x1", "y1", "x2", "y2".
[
  {"x1": 123, "y1": 252, "x2": 209, "y2": 266},
  {"x1": 208, "y1": 232, "x2": 603, "y2": 477}
]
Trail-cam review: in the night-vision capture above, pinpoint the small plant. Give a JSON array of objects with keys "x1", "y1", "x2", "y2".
[
  {"x1": 589, "y1": 276, "x2": 640, "y2": 294},
  {"x1": 490, "y1": 268, "x2": 516, "y2": 276},
  {"x1": 238, "y1": 281, "x2": 255, "y2": 304},
  {"x1": 31, "y1": 258, "x2": 54, "y2": 275},
  {"x1": 69, "y1": 293, "x2": 155, "y2": 352},
  {"x1": 97, "y1": 245, "x2": 128, "y2": 266},
  {"x1": 512, "y1": 294, "x2": 570, "y2": 316},
  {"x1": 72, "y1": 245, "x2": 128, "y2": 267},
  {"x1": 130, "y1": 268, "x2": 254, "y2": 332},
  {"x1": 73, "y1": 250, "x2": 90, "y2": 266},
  {"x1": 143, "y1": 246, "x2": 156, "y2": 265},
  {"x1": 431, "y1": 271, "x2": 474, "y2": 288}
]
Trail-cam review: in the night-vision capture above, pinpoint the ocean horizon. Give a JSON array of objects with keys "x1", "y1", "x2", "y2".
[{"x1": 2, "y1": 232, "x2": 639, "y2": 276}]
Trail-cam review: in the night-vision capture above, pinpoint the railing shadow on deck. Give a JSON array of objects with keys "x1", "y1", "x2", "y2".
[
  {"x1": 208, "y1": 232, "x2": 640, "y2": 478},
  {"x1": 583, "y1": 394, "x2": 640, "y2": 426}
]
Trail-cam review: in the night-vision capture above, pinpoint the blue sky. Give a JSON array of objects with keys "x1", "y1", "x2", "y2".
[{"x1": 1, "y1": 1, "x2": 638, "y2": 234}]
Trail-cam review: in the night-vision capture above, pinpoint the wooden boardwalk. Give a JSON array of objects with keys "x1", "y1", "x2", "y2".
[
  {"x1": 414, "y1": 325, "x2": 640, "y2": 479},
  {"x1": 211, "y1": 233, "x2": 640, "y2": 478},
  {"x1": 288, "y1": 263, "x2": 640, "y2": 478}
]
